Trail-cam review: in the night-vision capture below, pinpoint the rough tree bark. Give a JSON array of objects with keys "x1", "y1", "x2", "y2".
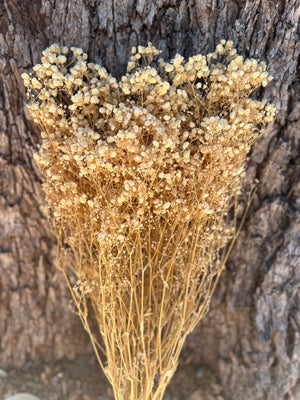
[{"x1": 0, "y1": 0, "x2": 299, "y2": 399}]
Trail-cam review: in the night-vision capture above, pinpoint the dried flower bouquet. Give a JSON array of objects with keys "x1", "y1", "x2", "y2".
[{"x1": 23, "y1": 41, "x2": 275, "y2": 400}]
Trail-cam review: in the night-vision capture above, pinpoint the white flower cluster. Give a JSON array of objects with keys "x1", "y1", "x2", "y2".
[{"x1": 23, "y1": 41, "x2": 276, "y2": 272}]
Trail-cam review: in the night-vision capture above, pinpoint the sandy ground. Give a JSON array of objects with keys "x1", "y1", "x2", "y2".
[{"x1": 0, "y1": 355, "x2": 226, "y2": 400}]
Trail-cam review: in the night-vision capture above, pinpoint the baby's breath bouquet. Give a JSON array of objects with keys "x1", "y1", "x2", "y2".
[{"x1": 23, "y1": 41, "x2": 275, "y2": 400}]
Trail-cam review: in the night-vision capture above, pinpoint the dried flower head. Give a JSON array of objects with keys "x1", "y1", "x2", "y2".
[{"x1": 23, "y1": 41, "x2": 276, "y2": 400}]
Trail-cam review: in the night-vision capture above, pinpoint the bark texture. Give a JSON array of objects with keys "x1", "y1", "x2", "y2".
[{"x1": 0, "y1": 0, "x2": 299, "y2": 399}]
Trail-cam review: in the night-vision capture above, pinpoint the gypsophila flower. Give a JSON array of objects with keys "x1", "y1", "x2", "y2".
[{"x1": 23, "y1": 41, "x2": 276, "y2": 400}]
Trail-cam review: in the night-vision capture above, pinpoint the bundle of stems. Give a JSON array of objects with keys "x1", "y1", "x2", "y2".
[{"x1": 23, "y1": 41, "x2": 275, "y2": 400}]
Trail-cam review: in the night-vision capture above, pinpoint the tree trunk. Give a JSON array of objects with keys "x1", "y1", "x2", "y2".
[{"x1": 0, "y1": 0, "x2": 299, "y2": 399}]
